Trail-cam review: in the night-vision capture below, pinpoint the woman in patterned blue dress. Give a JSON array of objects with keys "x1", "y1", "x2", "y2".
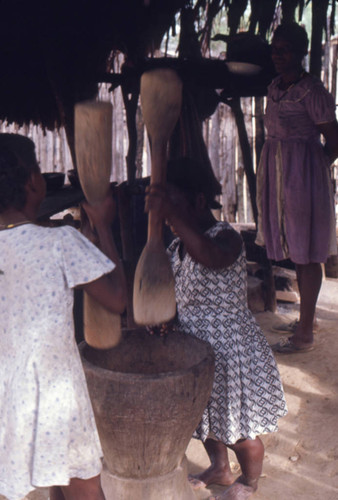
[
  {"x1": 146, "y1": 158, "x2": 287, "y2": 500},
  {"x1": 0, "y1": 134, "x2": 126, "y2": 500}
]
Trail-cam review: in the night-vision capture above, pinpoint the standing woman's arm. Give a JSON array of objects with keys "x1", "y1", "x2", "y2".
[{"x1": 317, "y1": 120, "x2": 338, "y2": 165}]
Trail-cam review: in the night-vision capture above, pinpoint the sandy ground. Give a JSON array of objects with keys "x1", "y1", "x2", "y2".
[
  {"x1": 2, "y1": 277, "x2": 338, "y2": 500},
  {"x1": 187, "y1": 277, "x2": 338, "y2": 500}
]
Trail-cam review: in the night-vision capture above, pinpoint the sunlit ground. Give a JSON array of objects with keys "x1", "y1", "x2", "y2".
[{"x1": 187, "y1": 278, "x2": 338, "y2": 500}]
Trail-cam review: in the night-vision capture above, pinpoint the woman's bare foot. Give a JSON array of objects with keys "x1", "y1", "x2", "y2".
[
  {"x1": 188, "y1": 464, "x2": 234, "y2": 490},
  {"x1": 208, "y1": 482, "x2": 254, "y2": 500}
]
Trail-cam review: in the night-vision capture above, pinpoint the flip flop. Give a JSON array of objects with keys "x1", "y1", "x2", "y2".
[
  {"x1": 271, "y1": 337, "x2": 314, "y2": 354},
  {"x1": 273, "y1": 319, "x2": 318, "y2": 334},
  {"x1": 272, "y1": 319, "x2": 299, "y2": 334}
]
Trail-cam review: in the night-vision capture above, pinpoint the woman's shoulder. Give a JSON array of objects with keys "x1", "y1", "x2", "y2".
[
  {"x1": 40, "y1": 223, "x2": 81, "y2": 237},
  {"x1": 299, "y1": 73, "x2": 328, "y2": 92},
  {"x1": 207, "y1": 221, "x2": 243, "y2": 256},
  {"x1": 0, "y1": 222, "x2": 66, "y2": 242},
  {"x1": 268, "y1": 73, "x2": 327, "y2": 97},
  {"x1": 29, "y1": 224, "x2": 92, "y2": 254},
  {"x1": 32, "y1": 223, "x2": 79, "y2": 242},
  {"x1": 293, "y1": 73, "x2": 333, "y2": 100},
  {"x1": 206, "y1": 221, "x2": 238, "y2": 237},
  {"x1": 299, "y1": 74, "x2": 336, "y2": 121}
]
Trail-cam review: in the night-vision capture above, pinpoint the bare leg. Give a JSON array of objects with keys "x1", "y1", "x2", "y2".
[
  {"x1": 229, "y1": 437, "x2": 264, "y2": 490},
  {"x1": 49, "y1": 487, "x2": 66, "y2": 500},
  {"x1": 51, "y1": 475, "x2": 105, "y2": 500},
  {"x1": 208, "y1": 437, "x2": 264, "y2": 499},
  {"x1": 292, "y1": 263, "x2": 322, "y2": 347},
  {"x1": 189, "y1": 438, "x2": 234, "y2": 489}
]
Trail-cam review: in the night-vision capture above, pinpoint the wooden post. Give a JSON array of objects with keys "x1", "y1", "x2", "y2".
[{"x1": 224, "y1": 96, "x2": 258, "y2": 225}]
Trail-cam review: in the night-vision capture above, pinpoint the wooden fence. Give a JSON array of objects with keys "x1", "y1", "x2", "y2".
[{"x1": 1, "y1": 38, "x2": 337, "y2": 225}]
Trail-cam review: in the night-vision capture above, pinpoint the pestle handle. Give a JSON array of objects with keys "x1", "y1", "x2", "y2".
[
  {"x1": 75, "y1": 100, "x2": 113, "y2": 203},
  {"x1": 140, "y1": 68, "x2": 182, "y2": 243},
  {"x1": 132, "y1": 69, "x2": 182, "y2": 325},
  {"x1": 75, "y1": 99, "x2": 121, "y2": 348}
]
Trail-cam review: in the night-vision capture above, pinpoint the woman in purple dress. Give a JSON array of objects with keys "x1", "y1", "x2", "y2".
[{"x1": 256, "y1": 22, "x2": 338, "y2": 353}]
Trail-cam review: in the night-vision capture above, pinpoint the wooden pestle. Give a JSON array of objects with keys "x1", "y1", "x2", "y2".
[
  {"x1": 74, "y1": 100, "x2": 121, "y2": 348},
  {"x1": 133, "y1": 68, "x2": 182, "y2": 325}
]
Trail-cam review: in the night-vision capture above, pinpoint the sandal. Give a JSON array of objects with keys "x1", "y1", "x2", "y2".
[
  {"x1": 273, "y1": 319, "x2": 318, "y2": 334},
  {"x1": 271, "y1": 337, "x2": 314, "y2": 354},
  {"x1": 273, "y1": 319, "x2": 299, "y2": 334}
]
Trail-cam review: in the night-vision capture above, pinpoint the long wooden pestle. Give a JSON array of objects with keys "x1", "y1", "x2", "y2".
[
  {"x1": 75, "y1": 100, "x2": 121, "y2": 348},
  {"x1": 133, "y1": 68, "x2": 182, "y2": 325}
]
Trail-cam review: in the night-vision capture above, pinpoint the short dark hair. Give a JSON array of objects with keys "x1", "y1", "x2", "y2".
[
  {"x1": 273, "y1": 22, "x2": 309, "y2": 57},
  {"x1": 167, "y1": 157, "x2": 222, "y2": 209},
  {"x1": 0, "y1": 134, "x2": 38, "y2": 212}
]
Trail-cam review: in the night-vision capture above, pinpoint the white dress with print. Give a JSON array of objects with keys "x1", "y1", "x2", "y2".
[
  {"x1": 0, "y1": 224, "x2": 115, "y2": 500},
  {"x1": 168, "y1": 222, "x2": 287, "y2": 445}
]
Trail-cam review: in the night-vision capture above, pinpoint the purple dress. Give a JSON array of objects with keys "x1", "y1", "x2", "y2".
[{"x1": 256, "y1": 73, "x2": 337, "y2": 264}]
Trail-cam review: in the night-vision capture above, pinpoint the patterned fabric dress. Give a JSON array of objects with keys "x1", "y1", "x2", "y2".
[
  {"x1": 0, "y1": 224, "x2": 115, "y2": 500},
  {"x1": 167, "y1": 222, "x2": 287, "y2": 445},
  {"x1": 256, "y1": 73, "x2": 337, "y2": 264}
]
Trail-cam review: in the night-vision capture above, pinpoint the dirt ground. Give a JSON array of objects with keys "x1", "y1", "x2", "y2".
[
  {"x1": 187, "y1": 276, "x2": 338, "y2": 500},
  {"x1": 2, "y1": 277, "x2": 338, "y2": 500}
]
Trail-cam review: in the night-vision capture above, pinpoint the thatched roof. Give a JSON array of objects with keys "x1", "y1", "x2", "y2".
[
  {"x1": 0, "y1": 0, "x2": 185, "y2": 129},
  {"x1": 0, "y1": 0, "x2": 335, "y2": 132}
]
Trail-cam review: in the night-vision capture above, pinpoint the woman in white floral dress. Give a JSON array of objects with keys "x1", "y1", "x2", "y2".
[
  {"x1": 0, "y1": 134, "x2": 126, "y2": 500},
  {"x1": 146, "y1": 158, "x2": 287, "y2": 500}
]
